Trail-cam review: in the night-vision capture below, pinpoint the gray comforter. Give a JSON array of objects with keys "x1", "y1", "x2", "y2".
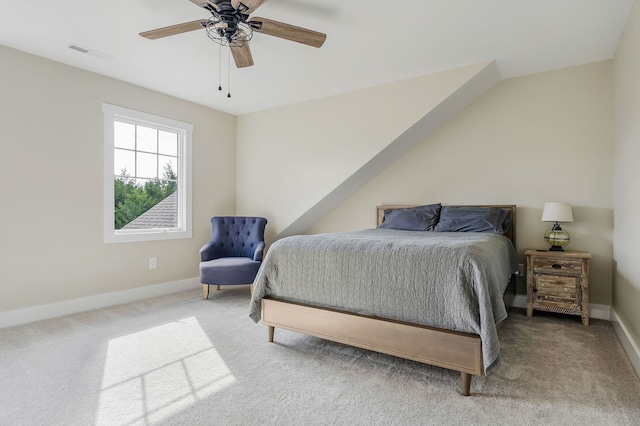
[{"x1": 249, "y1": 228, "x2": 518, "y2": 372}]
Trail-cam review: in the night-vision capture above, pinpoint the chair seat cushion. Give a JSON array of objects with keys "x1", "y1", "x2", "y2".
[{"x1": 200, "y1": 257, "x2": 262, "y2": 285}]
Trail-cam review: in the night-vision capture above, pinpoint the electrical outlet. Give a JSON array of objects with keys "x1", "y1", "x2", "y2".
[
  {"x1": 149, "y1": 257, "x2": 157, "y2": 269},
  {"x1": 518, "y1": 263, "x2": 525, "y2": 276}
]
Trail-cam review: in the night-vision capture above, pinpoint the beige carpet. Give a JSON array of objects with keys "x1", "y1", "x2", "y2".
[{"x1": 1, "y1": 286, "x2": 639, "y2": 426}]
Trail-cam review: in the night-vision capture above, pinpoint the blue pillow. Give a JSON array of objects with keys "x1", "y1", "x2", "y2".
[
  {"x1": 378, "y1": 204, "x2": 442, "y2": 231},
  {"x1": 434, "y1": 206, "x2": 511, "y2": 235}
]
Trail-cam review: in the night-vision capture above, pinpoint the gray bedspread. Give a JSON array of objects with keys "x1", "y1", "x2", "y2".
[{"x1": 249, "y1": 228, "x2": 518, "y2": 372}]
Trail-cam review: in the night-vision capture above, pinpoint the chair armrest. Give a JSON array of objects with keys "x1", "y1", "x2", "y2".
[
  {"x1": 253, "y1": 241, "x2": 265, "y2": 262},
  {"x1": 200, "y1": 241, "x2": 223, "y2": 262}
]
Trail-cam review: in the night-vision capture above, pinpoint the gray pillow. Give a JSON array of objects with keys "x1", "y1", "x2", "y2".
[
  {"x1": 434, "y1": 206, "x2": 511, "y2": 235},
  {"x1": 378, "y1": 204, "x2": 442, "y2": 231}
]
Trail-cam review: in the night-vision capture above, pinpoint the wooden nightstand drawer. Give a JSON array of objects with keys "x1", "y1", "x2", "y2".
[
  {"x1": 533, "y1": 275, "x2": 579, "y2": 311},
  {"x1": 532, "y1": 257, "x2": 582, "y2": 277}
]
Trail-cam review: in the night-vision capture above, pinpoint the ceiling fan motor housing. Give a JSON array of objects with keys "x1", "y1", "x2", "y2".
[{"x1": 210, "y1": 0, "x2": 253, "y2": 42}]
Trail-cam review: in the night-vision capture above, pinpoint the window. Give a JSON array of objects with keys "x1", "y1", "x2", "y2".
[{"x1": 103, "y1": 104, "x2": 192, "y2": 243}]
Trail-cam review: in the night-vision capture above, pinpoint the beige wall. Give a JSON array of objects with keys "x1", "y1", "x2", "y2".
[
  {"x1": 236, "y1": 62, "x2": 494, "y2": 242},
  {"x1": 309, "y1": 61, "x2": 614, "y2": 305},
  {"x1": 613, "y1": 1, "x2": 640, "y2": 353},
  {"x1": 0, "y1": 45, "x2": 236, "y2": 312}
]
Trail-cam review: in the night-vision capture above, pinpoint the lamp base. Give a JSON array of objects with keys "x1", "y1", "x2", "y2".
[{"x1": 544, "y1": 223, "x2": 570, "y2": 252}]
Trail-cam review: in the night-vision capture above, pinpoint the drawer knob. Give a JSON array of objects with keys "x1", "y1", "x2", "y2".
[{"x1": 552, "y1": 264, "x2": 562, "y2": 269}]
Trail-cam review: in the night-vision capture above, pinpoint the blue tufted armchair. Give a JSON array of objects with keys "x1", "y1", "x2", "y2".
[{"x1": 199, "y1": 216, "x2": 267, "y2": 300}]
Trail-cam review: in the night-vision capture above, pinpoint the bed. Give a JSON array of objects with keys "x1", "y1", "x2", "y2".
[{"x1": 249, "y1": 204, "x2": 518, "y2": 395}]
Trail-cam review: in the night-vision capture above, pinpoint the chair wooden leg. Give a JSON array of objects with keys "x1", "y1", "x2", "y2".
[
  {"x1": 268, "y1": 326, "x2": 275, "y2": 342},
  {"x1": 202, "y1": 284, "x2": 209, "y2": 300},
  {"x1": 216, "y1": 285, "x2": 221, "y2": 291}
]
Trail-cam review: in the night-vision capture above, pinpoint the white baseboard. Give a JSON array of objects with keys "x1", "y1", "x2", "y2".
[
  {"x1": 512, "y1": 294, "x2": 610, "y2": 321},
  {"x1": 610, "y1": 308, "x2": 640, "y2": 379},
  {"x1": 512, "y1": 294, "x2": 527, "y2": 309},
  {"x1": 590, "y1": 303, "x2": 612, "y2": 321},
  {"x1": 0, "y1": 277, "x2": 201, "y2": 329}
]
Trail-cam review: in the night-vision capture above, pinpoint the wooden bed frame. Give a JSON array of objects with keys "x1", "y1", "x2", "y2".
[{"x1": 260, "y1": 204, "x2": 516, "y2": 396}]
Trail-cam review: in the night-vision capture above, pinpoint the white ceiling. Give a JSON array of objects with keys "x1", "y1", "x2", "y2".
[{"x1": 0, "y1": 0, "x2": 633, "y2": 116}]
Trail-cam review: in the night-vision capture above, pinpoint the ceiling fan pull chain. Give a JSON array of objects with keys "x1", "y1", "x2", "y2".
[
  {"x1": 218, "y1": 43, "x2": 222, "y2": 91},
  {"x1": 227, "y1": 47, "x2": 231, "y2": 98}
]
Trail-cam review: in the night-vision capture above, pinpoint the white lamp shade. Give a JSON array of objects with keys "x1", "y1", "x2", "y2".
[{"x1": 541, "y1": 202, "x2": 574, "y2": 223}]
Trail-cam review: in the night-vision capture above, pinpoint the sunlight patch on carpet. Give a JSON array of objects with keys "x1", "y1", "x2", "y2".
[{"x1": 95, "y1": 316, "x2": 235, "y2": 425}]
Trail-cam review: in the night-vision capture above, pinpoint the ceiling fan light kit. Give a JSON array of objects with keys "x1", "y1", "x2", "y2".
[{"x1": 140, "y1": 0, "x2": 326, "y2": 97}]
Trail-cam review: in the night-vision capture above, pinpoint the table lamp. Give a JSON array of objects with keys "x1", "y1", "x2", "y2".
[{"x1": 541, "y1": 202, "x2": 574, "y2": 251}]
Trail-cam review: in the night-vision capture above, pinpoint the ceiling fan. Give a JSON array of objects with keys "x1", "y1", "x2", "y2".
[{"x1": 139, "y1": 0, "x2": 327, "y2": 68}]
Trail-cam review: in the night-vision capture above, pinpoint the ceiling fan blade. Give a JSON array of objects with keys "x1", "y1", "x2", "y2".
[
  {"x1": 251, "y1": 17, "x2": 326, "y2": 48},
  {"x1": 139, "y1": 20, "x2": 208, "y2": 39},
  {"x1": 230, "y1": 41, "x2": 254, "y2": 68},
  {"x1": 231, "y1": 0, "x2": 268, "y2": 14}
]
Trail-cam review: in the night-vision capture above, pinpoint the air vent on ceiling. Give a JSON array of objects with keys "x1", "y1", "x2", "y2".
[
  {"x1": 68, "y1": 44, "x2": 90, "y2": 54},
  {"x1": 68, "y1": 43, "x2": 112, "y2": 59}
]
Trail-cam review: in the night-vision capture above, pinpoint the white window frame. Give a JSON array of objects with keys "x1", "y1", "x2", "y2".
[{"x1": 103, "y1": 103, "x2": 193, "y2": 243}]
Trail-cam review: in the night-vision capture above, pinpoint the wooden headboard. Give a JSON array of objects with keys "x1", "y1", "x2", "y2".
[{"x1": 376, "y1": 204, "x2": 517, "y2": 248}]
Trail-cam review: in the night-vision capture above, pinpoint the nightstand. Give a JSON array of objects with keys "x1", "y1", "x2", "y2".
[{"x1": 525, "y1": 249, "x2": 591, "y2": 325}]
